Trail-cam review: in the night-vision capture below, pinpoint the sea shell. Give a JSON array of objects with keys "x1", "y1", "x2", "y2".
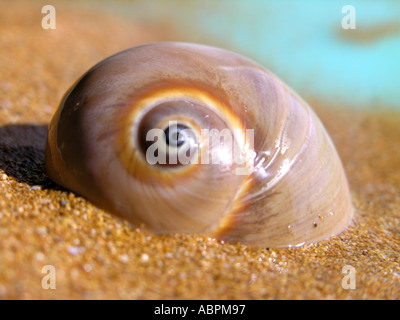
[{"x1": 45, "y1": 42, "x2": 353, "y2": 247}]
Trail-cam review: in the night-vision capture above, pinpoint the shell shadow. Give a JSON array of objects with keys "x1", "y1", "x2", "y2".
[{"x1": 0, "y1": 124, "x2": 58, "y2": 188}]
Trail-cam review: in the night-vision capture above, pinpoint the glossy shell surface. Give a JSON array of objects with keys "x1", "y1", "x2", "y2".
[{"x1": 45, "y1": 42, "x2": 353, "y2": 247}]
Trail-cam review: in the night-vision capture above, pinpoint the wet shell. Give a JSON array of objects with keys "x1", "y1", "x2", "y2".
[{"x1": 45, "y1": 42, "x2": 353, "y2": 247}]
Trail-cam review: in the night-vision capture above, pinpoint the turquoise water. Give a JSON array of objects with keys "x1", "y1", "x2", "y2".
[{"x1": 91, "y1": 0, "x2": 400, "y2": 110}]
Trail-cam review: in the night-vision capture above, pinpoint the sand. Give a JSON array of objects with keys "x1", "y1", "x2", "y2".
[{"x1": 0, "y1": 1, "x2": 399, "y2": 299}]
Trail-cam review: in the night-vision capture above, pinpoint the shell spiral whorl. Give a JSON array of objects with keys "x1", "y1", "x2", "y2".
[{"x1": 45, "y1": 42, "x2": 353, "y2": 247}]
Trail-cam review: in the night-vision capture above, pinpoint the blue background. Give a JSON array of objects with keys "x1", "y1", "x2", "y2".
[{"x1": 93, "y1": 0, "x2": 400, "y2": 110}]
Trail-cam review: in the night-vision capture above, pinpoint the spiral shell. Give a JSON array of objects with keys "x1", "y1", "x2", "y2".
[{"x1": 45, "y1": 42, "x2": 353, "y2": 247}]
